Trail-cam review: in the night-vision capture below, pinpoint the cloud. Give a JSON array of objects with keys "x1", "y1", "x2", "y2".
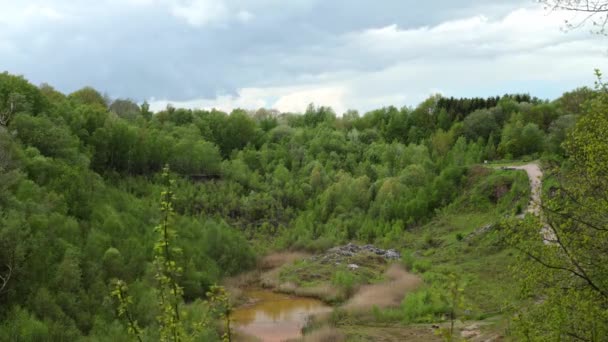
[
  {"x1": 236, "y1": 10, "x2": 254, "y2": 23},
  {"x1": 273, "y1": 86, "x2": 347, "y2": 114},
  {"x1": 0, "y1": 3, "x2": 65, "y2": 27},
  {"x1": 24, "y1": 4, "x2": 64, "y2": 21},
  {"x1": 169, "y1": 0, "x2": 229, "y2": 27},
  {"x1": 1, "y1": 1, "x2": 606, "y2": 115},
  {"x1": 147, "y1": 6, "x2": 608, "y2": 114},
  {"x1": 149, "y1": 87, "x2": 270, "y2": 112},
  {"x1": 149, "y1": 84, "x2": 347, "y2": 114}
]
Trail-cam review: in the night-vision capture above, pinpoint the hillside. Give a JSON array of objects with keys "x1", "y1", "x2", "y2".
[{"x1": 0, "y1": 71, "x2": 607, "y2": 341}]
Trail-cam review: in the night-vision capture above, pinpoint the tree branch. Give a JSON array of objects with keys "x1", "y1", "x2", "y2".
[{"x1": 0, "y1": 264, "x2": 12, "y2": 294}]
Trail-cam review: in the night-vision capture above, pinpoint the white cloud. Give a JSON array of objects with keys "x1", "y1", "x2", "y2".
[
  {"x1": 149, "y1": 87, "x2": 269, "y2": 112},
  {"x1": 346, "y1": 8, "x2": 584, "y2": 61},
  {"x1": 273, "y1": 86, "x2": 347, "y2": 114},
  {"x1": 236, "y1": 10, "x2": 254, "y2": 23},
  {"x1": 24, "y1": 4, "x2": 64, "y2": 20},
  {"x1": 146, "y1": 6, "x2": 608, "y2": 114},
  {"x1": 0, "y1": 3, "x2": 65, "y2": 27},
  {"x1": 148, "y1": 85, "x2": 347, "y2": 113},
  {"x1": 170, "y1": 0, "x2": 229, "y2": 27}
]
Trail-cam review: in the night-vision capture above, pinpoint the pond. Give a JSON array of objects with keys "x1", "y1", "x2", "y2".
[{"x1": 231, "y1": 289, "x2": 331, "y2": 342}]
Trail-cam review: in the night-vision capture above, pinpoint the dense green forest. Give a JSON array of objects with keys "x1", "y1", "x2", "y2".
[{"x1": 0, "y1": 70, "x2": 606, "y2": 341}]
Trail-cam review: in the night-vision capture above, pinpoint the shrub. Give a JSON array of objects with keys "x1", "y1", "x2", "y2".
[
  {"x1": 332, "y1": 270, "x2": 357, "y2": 297},
  {"x1": 401, "y1": 250, "x2": 415, "y2": 271},
  {"x1": 400, "y1": 287, "x2": 449, "y2": 323}
]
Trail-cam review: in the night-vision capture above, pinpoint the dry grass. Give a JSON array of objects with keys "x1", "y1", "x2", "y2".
[
  {"x1": 227, "y1": 252, "x2": 310, "y2": 304},
  {"x1": 344, "y1": 264, "x2": 422, "y2": 310},
  {"x1": 225, "y1": 270, "x2": 260, "y2": 287},
  {"x1": 224, "y1": 270, "x2": 262, "y2": 304},
  {"x1": 294, "y1": 284, "x2": 341, "y2": 303},
  {"x1": 275, "y1": 282, "x2": 342, "y2": 303},
  {"x1": 259, "y1": 267, "x2": 282, "y2": 288},
  {"x1": 258, "y1": 252, "x2": 310, "y2": 270}
]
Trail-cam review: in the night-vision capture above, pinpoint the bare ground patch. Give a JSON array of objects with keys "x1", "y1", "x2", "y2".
[
  {"x1": 258, "y1": 252, "x2": 310, "y2": 270},
  {"x1": 344, "y1": 264, "x2": 422, "y2": 310}
]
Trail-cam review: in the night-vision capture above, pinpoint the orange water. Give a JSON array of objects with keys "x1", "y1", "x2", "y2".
[{"x1": 232, "y1": 290, "x2": 331, "y2": 342}]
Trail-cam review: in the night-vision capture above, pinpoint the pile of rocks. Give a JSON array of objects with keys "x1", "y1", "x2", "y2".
[{"x1": 325, "y1": 243, "x2": 401, "y2": 260}]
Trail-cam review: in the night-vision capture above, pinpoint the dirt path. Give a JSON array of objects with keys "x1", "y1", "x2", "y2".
[
  {"x1": 343, "y1": 264, "x2": 422, "y2": 310},
  {"x1": 499, "y1": 162, "x2": 556, "y2": 242},
  {"x1": 509, "y1": 163, "x2": 543, "y2": 216}
]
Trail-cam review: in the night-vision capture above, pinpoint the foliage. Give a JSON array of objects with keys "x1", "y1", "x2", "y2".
[
  {"x1": 111, "y1": 280, "x2": 143, "y2": 342},
  {"x1": 152, "y1": 166, "x2": 185, "y2": 341},
  {"x1": 331, "y1": 270, "x2": 358, "y2": 298},
  {"x1": 206, "y1": 285, "x2": 233, "y2": 342},
  {"x1": 0, "y1": 72, "x2": 598, "y2": 340},
  {"x1": 510, "y1": 87, "x2": 608, "y2": 340}
]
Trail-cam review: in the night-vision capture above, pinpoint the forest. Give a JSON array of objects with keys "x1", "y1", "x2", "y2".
[{"x1": 0, "y1": 70, "x2": 607, "y2": 341}]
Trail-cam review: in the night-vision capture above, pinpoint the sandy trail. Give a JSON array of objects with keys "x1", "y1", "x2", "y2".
[
  {"x1": 510, "y1": 163, "x2": 543, "y2": 216},
  {"x1": 501, "y1": 163, "x2": 556, "y2": 242},
  {"x1": 344, "y1": 264, "x2": 422, "y2": 310}
]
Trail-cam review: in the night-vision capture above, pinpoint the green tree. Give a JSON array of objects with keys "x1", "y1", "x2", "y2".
[
  {"x1": 110, "y1": 99, "x2": 141, "y2": 121},
  {"x1": 511, "y1": 89, "x2": 608, "y2": 340},
  {"x1": 68, "y1": 87, "x2": 107, "y2": 108},
  {"x1": 462, "y1": 109, "x2": 498, "y2": 142},
  {"x1": 0, "y1": 72, "x2": 47, "y2": 126}
]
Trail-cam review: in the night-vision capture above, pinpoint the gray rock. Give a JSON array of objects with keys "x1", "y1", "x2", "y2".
[
  {"x1": 323, "y1": 243, "x2": 400, "y2": 261},
  {"x1": 385, "y1": 249, "x2": 400, "y2": 259}
]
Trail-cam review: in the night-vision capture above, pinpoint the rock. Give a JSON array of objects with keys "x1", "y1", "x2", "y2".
[
  {"x1": 385, "y1": 249, "x2": 400, "y2": 259},
  {"x1": 320, "y1": 243, "x2": 401, "y2": 264},
  {"x1": 461, "y1": 324, "x2": 481, "y2": 339},
  {"x1": 347, "y1": 264, "x2": 359, "y2": 270},
  {"x1": 461, "y1": 330, "x2": 480, "y2": 339}
]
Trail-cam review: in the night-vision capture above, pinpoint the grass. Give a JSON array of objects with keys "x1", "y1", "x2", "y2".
[
  {"x1": 277, "y1": 252, "x2": 389, "y2": 303},
  {"x1": 332, "y1": 324, "x2": 442, "y2": 342},
  {"x1": 326, "y1": 166, "x2": 531, "y2": 336},
  {"x1": 235, "y1": 166, "x2": 532, "y2": 340}
]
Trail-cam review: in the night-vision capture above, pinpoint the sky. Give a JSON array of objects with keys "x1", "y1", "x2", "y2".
[{"x1": 1, "y1": 0, "x2": 607, "y2": 114}]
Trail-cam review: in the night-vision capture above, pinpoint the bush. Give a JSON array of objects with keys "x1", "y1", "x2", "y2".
[
  {"x1": 412, "y1": 259, "x2": 432, "y2": 273},
  {"x1": 371, "y1": 306, "x2": 402, "y2": 323},
  {"x1": 400, "y1": 287, "x2": 449, "y2": 323},
  {"x1": 332, "y1": 269, "x2": 357, "y2": 297},
  {"x1": 0, "y1": 306, "x2": 50, "y2": 341},
  {"x1": 401, "y1": 250, "x2": 415, "y2": 271},
  {"x1": 199, "y1": 220, "x2": 256, "y2": 276}
]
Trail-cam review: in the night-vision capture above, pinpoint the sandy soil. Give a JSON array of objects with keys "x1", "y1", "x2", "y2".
[
  {"x1": 344, "y1": 264, "x2": 422, "y2": 310},
  {"x1": 503, "y1": 163, "x2": 556, "y2": 242},
  {"x1": 510, "y1": 163, "x2": 543, "y2": 216},
  {"x1": 258, "y1": 252, "x2": 310, "y2": 270}
]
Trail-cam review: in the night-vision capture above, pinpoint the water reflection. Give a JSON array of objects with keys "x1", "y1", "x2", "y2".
[{"x1": 232, "y1": 290, "x2": 331, "y2": 342}]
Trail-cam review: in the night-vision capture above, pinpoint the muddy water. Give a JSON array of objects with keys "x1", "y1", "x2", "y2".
[{"x1": 232, "y1": 290, "x2": 331, "y2": 342}]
